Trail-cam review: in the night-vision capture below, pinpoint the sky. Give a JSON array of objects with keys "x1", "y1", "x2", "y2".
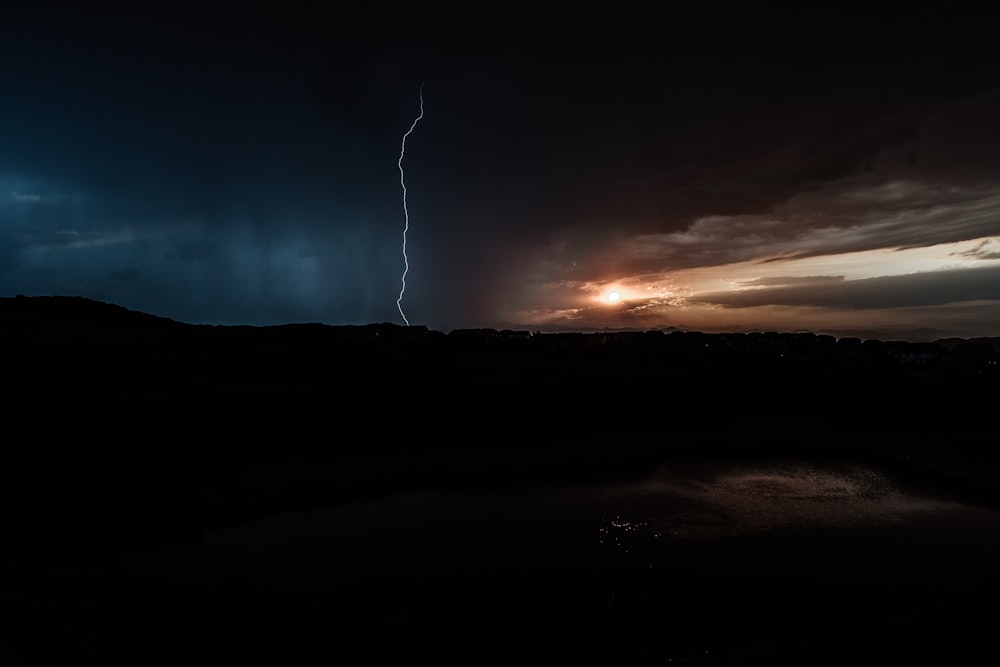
[{"x1": 3, "y1": 5, "x2": 1000, "y2": 340}]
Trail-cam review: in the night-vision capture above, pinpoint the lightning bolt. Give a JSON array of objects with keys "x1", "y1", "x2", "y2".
[{"x1": 396, "y1": 82, "x2": 424, "y2": 326}]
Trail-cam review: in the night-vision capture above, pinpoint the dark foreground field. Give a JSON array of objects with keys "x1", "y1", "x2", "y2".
[{"x1": 2, "y1": 296, "x2": 999, "y2": 665}]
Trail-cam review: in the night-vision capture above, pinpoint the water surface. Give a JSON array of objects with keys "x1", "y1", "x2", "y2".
[{"x1": 122, "y1": 457, "x2": 1000, "y2": 665}]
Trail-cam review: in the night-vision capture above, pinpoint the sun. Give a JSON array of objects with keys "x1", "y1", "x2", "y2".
[{"x1": 606, "y1": 290, "x2": 622, "y2": 303}]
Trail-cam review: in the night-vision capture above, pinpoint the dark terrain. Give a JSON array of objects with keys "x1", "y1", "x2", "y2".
[{"x1": 2, "y1": 295, "x2": 999, "y2": 665}]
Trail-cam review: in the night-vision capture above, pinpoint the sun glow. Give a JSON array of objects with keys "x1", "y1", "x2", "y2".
[{"x1": 605, "y1": 290, "x2": 622, "y2": 303}]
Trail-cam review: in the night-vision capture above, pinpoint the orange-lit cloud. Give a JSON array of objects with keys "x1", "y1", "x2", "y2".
[{"x1": 509, "y1": 172, "x2": 1000, "y2": 339}]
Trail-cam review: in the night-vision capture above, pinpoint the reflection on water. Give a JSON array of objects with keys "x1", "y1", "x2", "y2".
[
  {"x1": 129, "y1": 458, "x2": 978, "y2": 583},
  {"x1": 597, "y1": 460, "x2": 961, "y2": 541},
  {"x1": 120, "y1": 457, "x2": 1000, "y2": 665}
]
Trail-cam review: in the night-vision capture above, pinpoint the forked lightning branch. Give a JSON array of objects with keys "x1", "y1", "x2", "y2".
[{"x1": 396, "y1": 83, "x2": 424, "y2": 326}]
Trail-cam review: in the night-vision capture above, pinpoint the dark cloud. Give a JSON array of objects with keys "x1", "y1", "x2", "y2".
[
  {"x1": 694, "y1": 265, "x2": 1000, "y2": 310},
  {"x1": 535, "y1": 175, "x2": 1000, "y2": 289},
  {"x1": 738, "y1": 276, "x2": 846, "y2": 288}
]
